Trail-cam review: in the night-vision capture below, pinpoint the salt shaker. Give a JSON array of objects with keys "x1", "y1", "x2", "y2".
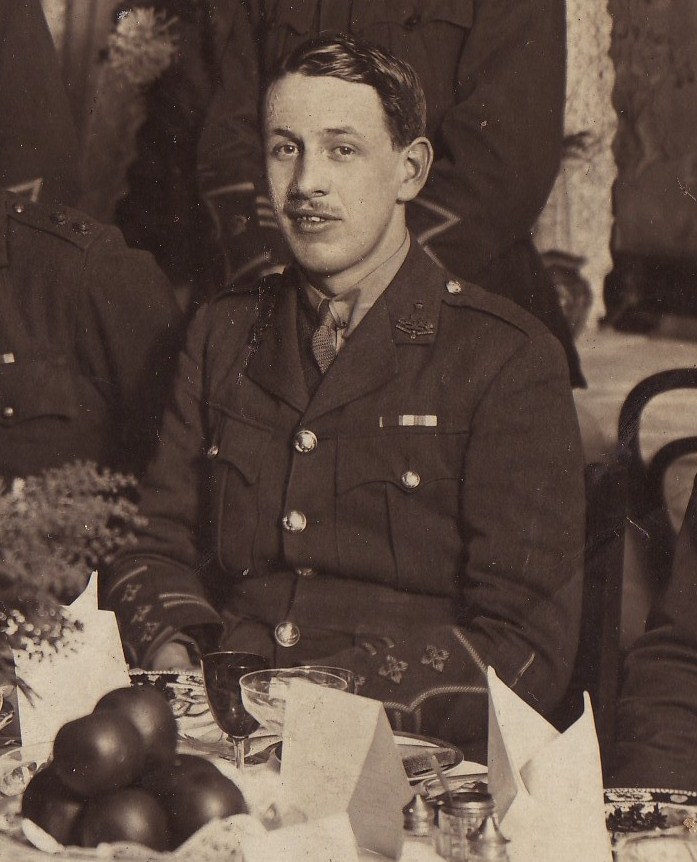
[
  {"x1": 403, "y1": 792, "x2": 436, "y2": 838},
  {"x1": 434, "y1": 790, "x2": 496, "y2": 861},
  {"x1": 466, "y1": 814, "x2": 510, "y2": 861}
]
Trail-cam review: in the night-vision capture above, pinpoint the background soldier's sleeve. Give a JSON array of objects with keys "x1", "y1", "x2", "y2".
[
  {"x1": 99, "y1": 305, "x2": 225, "y2": 667},
  {"x1": 317, "y1": 331, "x2": 585, "y2": 759},
  {"x1": 197, "y1": 1, "x2": 289, "y2": 287},
  {"x1": 76, "y1": 226, "x2": 184, "y2": 476},
  {"x1": 407, "y1": 0, "x2": 566, "y2": 281}
]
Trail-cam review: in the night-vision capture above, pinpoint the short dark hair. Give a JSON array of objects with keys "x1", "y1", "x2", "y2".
[{"x1": 264, "y1": 34, "x2": 427, "y2": 149}]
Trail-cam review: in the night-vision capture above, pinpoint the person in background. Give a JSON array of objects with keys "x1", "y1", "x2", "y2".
[
  {"x1": 198, "y1": 0, "x2": 584, "y2": 387},
  {"x1": 103, "y1": 35, "x2": 585, "y2": 762},
  {"x1": 0, "y1": 0, "x2": 80, "y2": 205},
  {"x1": 0, "y1": 189, "x2": 183, "y2": 479},
  {"x1": 611, "y1": 477, "x2": 697, "y2": 791}
]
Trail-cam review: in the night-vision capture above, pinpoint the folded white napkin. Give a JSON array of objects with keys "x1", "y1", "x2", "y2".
[
  {"x1": 14, "y1": 571, "x2": 130, "y2": 761},
  {"x1": 487, "y1": 666, "x2": 612, "y2": 862}
]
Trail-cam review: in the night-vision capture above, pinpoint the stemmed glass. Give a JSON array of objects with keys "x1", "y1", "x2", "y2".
[{"x1": 201, "y1": 651, "x2": 269, "y2": 771}]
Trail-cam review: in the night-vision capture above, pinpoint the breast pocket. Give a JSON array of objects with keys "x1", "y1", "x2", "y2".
[
  {"x1": 210, "y1": 414, "x2": 273, "y2": 572},
  {"x1": 360, "y1": 0, "x2": 474, "y2": 122},
  {"x1": 336, "y1": 431, "x2": 466, "y2": 593},
  {"x1": 0, "y1": 357, "x2": 78, "y2": 427}
]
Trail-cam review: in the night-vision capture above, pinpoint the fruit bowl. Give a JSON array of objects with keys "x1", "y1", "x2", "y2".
[{"x1": 239, "y1": 668, "x2": 347, "y2": 735}]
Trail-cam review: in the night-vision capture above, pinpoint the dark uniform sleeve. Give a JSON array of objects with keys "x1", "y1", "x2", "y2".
[
  {"x1": 611, "y1": 479, "x2": 697, "y2": 791},
  {"x1": 75, "y1": 226, "x2": 184, "y2": 476},
  {"x1": 99, "y1": 304, "x2": 230, "y2": 666},
  {"x1": 407, "y1": 0, "x2": 566, "y2": 280},
  {"x1": 308, "y1": 329, "x2": 584, "y2": 755}
]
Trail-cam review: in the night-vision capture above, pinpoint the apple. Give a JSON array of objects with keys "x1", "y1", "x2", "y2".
[
  {"x1": 76, "y1": 787, "x2": 170, "y2": 850},
  {"x1": 153, "y1": 761, "x2": 247, "y2": 847},
  {"x1": 21, "y1": 765, "x2": 85, "y2": 845},
  {"x1": 94, "y1": 686, "x2": 177, "y2": 768},
  {"x1": 141, "y1": 753, "x2": 221, "y2": 798},
  {"x1": 52, "y1": 710, "x2": 144, "y2": 796}
]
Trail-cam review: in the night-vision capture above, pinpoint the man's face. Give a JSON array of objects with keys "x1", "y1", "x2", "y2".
[{"x1": 264, "y1": 73, "x2": 409, "y2": 290}]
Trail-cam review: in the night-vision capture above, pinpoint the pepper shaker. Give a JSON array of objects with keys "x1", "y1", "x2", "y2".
[
  {"x1": 403, "y1": 792, "x2": 436, "y2": 838},
  {"x1": 466, "y1": 814, "x2": 510, "y2": 861}
]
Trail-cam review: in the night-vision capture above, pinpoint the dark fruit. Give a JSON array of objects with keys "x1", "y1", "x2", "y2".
[
  {"x1": 77, "y1": 788, "x2": 170, "y2": 850},
  {"x1": 53, "y1": 711, "x2": 144, "y2": 796},
  {"x1": 155, "y1": 763, "x2": 247, "y2": 847},
  {"x1": 141, "y1": 753, "x2": 221, "y2": 798},
  {"x1": 94, "y1": 686, "x2": 177, "y2": 768},
  {"x1": 21, "y1": 765, "x2": 85, "y2": 845}
]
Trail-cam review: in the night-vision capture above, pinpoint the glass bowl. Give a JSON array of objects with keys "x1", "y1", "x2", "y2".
[{"x1": 239, "y1": 667, "x2": 347, "y2": 735}]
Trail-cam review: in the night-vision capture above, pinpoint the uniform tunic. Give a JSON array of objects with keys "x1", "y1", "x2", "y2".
[
  {"x1": 0, "y1": 191, "x2": 183, "y2": 478},
  {"x1": 198, "y1": 0, "x2": 584, "y2": 385},
  {"x1": 103, "y1": 241, "x2": 585, "y2": 758},
  {"x1": 612, "y1": 479, "x2": 697, "y2": 790}
]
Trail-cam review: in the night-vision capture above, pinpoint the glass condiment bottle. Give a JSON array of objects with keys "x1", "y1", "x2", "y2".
[
  {"x1": 403, "y1": 792, "x2": 436, "y2": 838},
  {"x1": 434, "y1": 790, "x2": 496, "y2": 861},
  {"x1": 466, "y1": 814, "x2": 510, "y2": 861}
]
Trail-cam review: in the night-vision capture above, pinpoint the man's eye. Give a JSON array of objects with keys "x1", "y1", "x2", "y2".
[
  {"x1": 273, "y1": 143, "x2": 298, "y2": 158},
  {"x1": 333, "y1": 145, "x2": 356, "y2": 158}
]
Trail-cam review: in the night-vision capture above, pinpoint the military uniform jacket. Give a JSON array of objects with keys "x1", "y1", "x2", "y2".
[
  {"x1": 0, "y1": 192, "x2": 183, "y2": 478},
  {"x1": 198, "y1": 0, "x2": 583, "y2": 385},
  {"x1": 104, "y1": 242, "x2": 585, "y2": 754}
]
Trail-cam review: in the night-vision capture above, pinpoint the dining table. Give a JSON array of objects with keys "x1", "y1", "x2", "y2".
[{"x1": 0, "y1": 670, "x2": 696, "y2": 861}]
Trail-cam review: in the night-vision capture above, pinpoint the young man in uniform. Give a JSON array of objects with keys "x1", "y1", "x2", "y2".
[{"x1": 103, "y1": 36, "x2": 584, "y2": 758}]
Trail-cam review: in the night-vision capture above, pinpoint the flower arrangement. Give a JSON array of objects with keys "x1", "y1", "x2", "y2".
[{"x1": 0, "y1": 461, "x2": 145, "y2": 682}]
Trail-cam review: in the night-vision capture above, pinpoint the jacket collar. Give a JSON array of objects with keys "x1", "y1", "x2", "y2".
[{"x1": 245, "y1": 240, "x2": 446, "y2": 420}]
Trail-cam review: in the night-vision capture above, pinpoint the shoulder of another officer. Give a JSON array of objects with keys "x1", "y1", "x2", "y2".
[
  {"x1": 440, "y1": 274, "x2": 549, "y2": 339},
  {"x1": 4, "y1": 192, "x2": 111, "y2": 250}
]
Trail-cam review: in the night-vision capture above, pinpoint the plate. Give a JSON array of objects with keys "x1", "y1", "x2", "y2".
[{"x1": 604, "y1": 787, "x2": 697, "y2": 838}]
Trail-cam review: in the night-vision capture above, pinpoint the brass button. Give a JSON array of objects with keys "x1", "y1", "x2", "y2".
[
  {"x1": 50, "y1": 211, "x2": 67, "y2": 225},
  {"x1": 294, "y1": 429, "x2": 317, "y2": 454},
  {"x1": 282, "y1": 510, "x2": 307, "y2": 533},
  {"x1": 206, "y1": 444, "x2": 219, "y2": 459},
  {"x1": 12, "y1": 201, "x2": 25, "y2": 214},
  {"x1": 2, "y1": 406, "x2": 14, "y2": 419},
  {"x1": 446, "y1": 279, "x2": 462, "y2": 295},
  {"x1": 274, "y1": 621, "x2": 300, "y2": 647},
  {"x1": 401, "y1": 470, "x2": 421, "y2": 490},
  {"x1": 73, "y1": 220, "x2": 90, "y2": 234},
  {"x1": 295, "y1": 566, "x2": 315, "y2": 578}
]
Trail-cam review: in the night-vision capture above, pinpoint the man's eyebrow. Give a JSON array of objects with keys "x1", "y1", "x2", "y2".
[
  {"x1": 324, "y1": 126, "x2": 364, "y2": 137},
  {"x1": 268, "y1": 127, "x2": 301, "y2": 141}
]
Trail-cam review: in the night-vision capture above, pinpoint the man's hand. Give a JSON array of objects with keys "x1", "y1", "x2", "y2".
[{"x1": 147, "y1": 641, "x2": 198, "y2": 671}]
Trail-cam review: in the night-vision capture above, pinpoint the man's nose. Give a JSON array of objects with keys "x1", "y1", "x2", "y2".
[{"x1": 290, "y1": 152, "x2": 329, "y2": 198}]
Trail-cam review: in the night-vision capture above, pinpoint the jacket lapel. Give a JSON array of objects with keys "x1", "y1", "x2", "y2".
[{"x1": 244, "y1": 272, "x2": 310, "y2": 413}]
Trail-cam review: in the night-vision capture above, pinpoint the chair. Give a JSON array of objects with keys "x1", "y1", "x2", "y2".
[
  {"x1": 552, "y1": 459, "x2": 627, "y2": 758},
  {"x1": 617, "y1": 368, "x2": 697, "y2": 590}
]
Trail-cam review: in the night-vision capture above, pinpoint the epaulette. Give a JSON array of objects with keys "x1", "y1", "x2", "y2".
[
  {"x1": 4, "y1": 193, "x2": 108, "y2": 250},
  {"x1": 440, "y1": 274, "x2": 548, "y2": 339}
]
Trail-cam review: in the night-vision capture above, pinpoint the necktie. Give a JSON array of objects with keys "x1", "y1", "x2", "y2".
[{"x1": 311, "y1": 299, "x2": 338, "y2": 373}]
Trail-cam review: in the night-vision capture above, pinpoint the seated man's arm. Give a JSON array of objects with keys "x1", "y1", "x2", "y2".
[
  {"x1": 99, "y1": 304, "x2": 226, "y2": 667},
  {"x1": 611, "y1": 478, "x2": 697, "y2": 790},
  {"x1": 319, "y1": 330, "x2": 585, "y2": 756}
]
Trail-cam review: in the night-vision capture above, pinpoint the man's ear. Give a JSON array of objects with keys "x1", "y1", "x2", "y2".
[{"x1": 397, "y1": 137, "x2": 434, "y2": 202}]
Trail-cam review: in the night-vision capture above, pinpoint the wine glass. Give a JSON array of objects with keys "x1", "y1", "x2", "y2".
[
  {"x1": 200, "y1": 651, "x2": 269, "y2": 771},
  {"x1": 239, "y1": 667, "x2": 348, "y2": 736}
]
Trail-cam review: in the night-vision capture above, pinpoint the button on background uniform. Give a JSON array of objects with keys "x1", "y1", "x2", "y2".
[
  {"x1": 275, "y1": 621, "x2": 300, "y2": 647},
  {"x1": 294, "y1": 429, "x2": 317, "y2": 453},
  {"x1": 2, "y1": 406, "x2": 15, "y2": 419},
  {"x1": 446, "y1": 279, "x2": 462, "y2": 294},
  {"x1": 401, "y1": 470, "x2": 421, "y2": 490},
  {"x1": 206, "y1": 444, "x2": 219, "y2": 459},
  {"x1": 282, "y1": 510, "x2": 307, "y2": 533},
  {"x1": 295, "y1": 566, "x2": 315, "y2": 578}
]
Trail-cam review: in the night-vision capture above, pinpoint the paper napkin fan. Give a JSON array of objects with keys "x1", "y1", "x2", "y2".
[
  {"x1": 14, "y1": 571, "x2": 130, "y2": 761},
  {"x1": 487, "y1": 666, "x2": 612, "y2": 862}
]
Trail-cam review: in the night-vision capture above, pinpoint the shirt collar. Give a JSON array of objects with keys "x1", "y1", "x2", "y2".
[{"x1": 300, "y1": 232, "x2": 411, "y2": 338}]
